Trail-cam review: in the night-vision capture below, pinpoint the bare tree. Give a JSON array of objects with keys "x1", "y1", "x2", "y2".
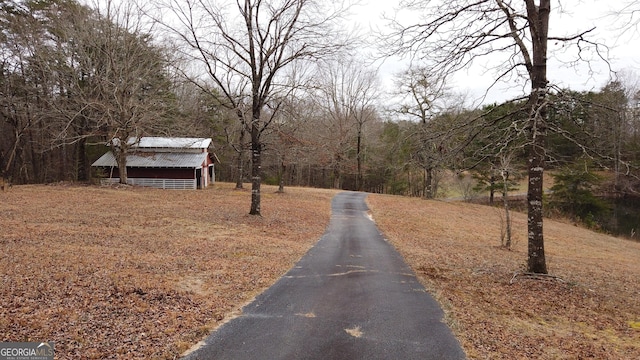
[
  {"x1": 269, "y1": 99, "x2": 305, "y2": 193},
  {"x1": 611, "y1": 1, "x2": 640, "y2": 35},
  {"x1": 385, "y1": 0, "x2": 607, "y2": 274},
  {"x1": 152, "y1": 0, "x2": 351, "y2": 215},
  {"x1": 395, "y1": 66, "x2": 447, "y2": 124},
  {"x1": 496, "y1": 152, "x2": 522, "y2": 249},
  {"x1": 0, "y1": 0, "x2": 62, "y2": 184},
  {"x1": 313, "y1": 59, "x2": 380, "y2": 190},
  {"x1": 350, "y1": 71, "x2": 380, "y2": 191},
  {"x1": 393, "y1": 66, "x2": 447, "y2": 198},
  {"x1": 49, "y1": 0, "x2": 175, "y2": 184},
  {"x1": 267, "y1": 67, "x2": 316, "y2": 192}
]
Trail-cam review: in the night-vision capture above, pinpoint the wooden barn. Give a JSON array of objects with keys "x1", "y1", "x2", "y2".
[{"x1": 92, "y1": 137, "x2": 215, "y2": 190}]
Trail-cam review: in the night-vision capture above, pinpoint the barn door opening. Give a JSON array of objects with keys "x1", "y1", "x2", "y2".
[{"x1": 196, "y1": 168, "x2": 202, "y2": 189}]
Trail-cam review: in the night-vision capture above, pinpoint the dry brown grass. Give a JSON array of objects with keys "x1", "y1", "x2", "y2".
[
  {"x1": 0, "y1": 183, "x2": 336, "y2": 359},
  {"x1": 367, "y1": 194, "x2": 640, "y2": 359},
  {"x1": 2, "y1": 183, "x2": 639, "y2": 359}
]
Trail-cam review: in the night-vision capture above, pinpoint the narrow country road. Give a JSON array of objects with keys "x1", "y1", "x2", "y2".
[{"x1": 183, "y1": 192, "x2": 465, "y2": 360}]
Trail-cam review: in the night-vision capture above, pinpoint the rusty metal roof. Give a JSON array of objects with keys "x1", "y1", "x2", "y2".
[{"x1": 92, "y1": 151, "x2": 209, "y2": 168}]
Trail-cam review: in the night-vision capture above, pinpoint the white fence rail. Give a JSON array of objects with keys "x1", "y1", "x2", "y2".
[{"x1": 100, "y1": 178, "x2": 196, "y2": 190}]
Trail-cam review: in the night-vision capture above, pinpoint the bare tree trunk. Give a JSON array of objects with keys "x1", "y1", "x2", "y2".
[
  {"x1": 501, "y1": 170, "x2": 512, "y2": 249},
  {"x1": 113, "y1": 145, "x2": 128, "y2": 184},
  {"x1": 424, "y1": 166, "x2": 433, "y2": 199},
  {"x1": 235, "y1": 151, "x2": 244, "y2": 189},
  {"x1": 333, "y1": 154, "x2": 342, "y2": 189},
  {"x1": 249, "y1": 122, "x2": 261, "y2": 215},
  {"x1": 409, "y1": 170, "x2": 413, "y2": 196},
  {"x1": 489, "y1": 175, "x2": 496, "y2": 205},
  {"x1": 527, "y1": 101, "x2": 547, "y2": 273},
  {"x1": 233, "y1": 110, "x2": 247, "y2": 190},
  {"x1": 525, "y1": 0, "x2": 550, "y2": 274},
  {"x1": 28, "y1": 121, "x2": 41, "y2": 183},
  {"x1": 432, "y1": 170, "x2": 440, "y2": 198},
  {"x1": 77, "y1": 138, "x2": 88, "y2": 182},
  {"x1": 277, "y1": 158, "x2": 285, "y2": 193},
  {"x1": 235, "y1": 125, "x2": 245, "y2": 189},
  {"x1": 614, "y1": 111, "x2": 623, "y2": 190},
  {"x1": 356, "y1": 128, "x2": 362, "y2": 191},
  {"x1": 4, "y1": 130, "x2": 21, "y2": 177}
]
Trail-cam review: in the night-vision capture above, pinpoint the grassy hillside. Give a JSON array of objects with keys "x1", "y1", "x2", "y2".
[
  {"x1": 0, "y1": 183, "x2": 335, "y2": 359},
  {"x1": 368, "y1": 193, "x2": 640, "y2": 359},
  {"x1": 1, "y1": 183, "x2": 638, "y2": 359}
]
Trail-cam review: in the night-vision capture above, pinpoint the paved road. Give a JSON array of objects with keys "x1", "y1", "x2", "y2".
[{"x1": 183, "y1": 192, "x2": 465, "y2": 360}]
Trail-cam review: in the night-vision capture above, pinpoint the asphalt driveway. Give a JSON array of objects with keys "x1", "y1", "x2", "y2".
[{"x1": 183, "y1": 191, "x2": 465, "y2": 360}]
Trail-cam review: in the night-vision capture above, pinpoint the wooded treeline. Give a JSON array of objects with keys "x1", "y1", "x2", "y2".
[
  {"x1": 2, "y1": 0, "x2": 640, "y2": 201},
  {"x1": 0, "y1": 0, "x2": 181, "y2": 184}
]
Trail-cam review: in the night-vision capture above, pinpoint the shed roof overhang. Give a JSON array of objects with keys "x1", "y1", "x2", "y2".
[{"x1": 91, "y1": 151, "x2": 209, "y2": 169}]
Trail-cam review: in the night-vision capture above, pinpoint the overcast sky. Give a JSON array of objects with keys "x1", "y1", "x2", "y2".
[{"x1": 349, "y1": 0, "x2": 640, "y2": 106}]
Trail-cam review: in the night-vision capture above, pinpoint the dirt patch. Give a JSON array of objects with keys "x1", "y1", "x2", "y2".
[{"x1": 367, "y1": 194, "x2": 640, "y2": 359}]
